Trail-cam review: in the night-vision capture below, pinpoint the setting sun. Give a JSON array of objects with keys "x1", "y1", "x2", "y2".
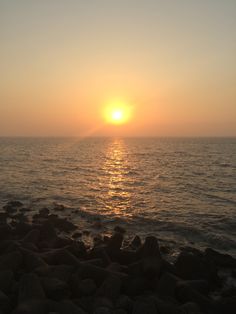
[{"x1": 104, "y1": 101, "x2": 132, "y2": 125}]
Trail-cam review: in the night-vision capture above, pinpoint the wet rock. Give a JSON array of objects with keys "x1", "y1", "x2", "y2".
[
  {"x1": 42, "y1": 248, "x2": 80, "y2": 267},
  {"x1": 107, "y1": 233, "x2": 124, "y2": 253},
  {"x1": 3, "y1": 201, "x2": 23, "y2": 213},
  {"x1": 12, "y1": 299, "x2": 57, "y2": 314},
  {"x1": 18, "y1": 273, "x2": 45, "y2": 304},
  {"x1": 96, "y1": 275, "x2": 121, "y2": 301},
  {"x1": 94, "y1": 307, "x2": 112, "y2": 314},
  {"x1": 132, "y1": 299, "x2": 156, "y2": 314},
  {"x1": 115, "y1": 295, "x2": 133, "y2": 312},
  {"x1": 205, "y1": 248, "x2": 236, "y2": 268},
  {"x1": 77, "y1": 262, "x2": 127, "y2": 286},
  {"x1": 180, "y1": 302, "x2": 202, "y2": 314},
  {"x1": 123, "y1": 276, "x2": 150, "y2": 296},
  {"x1": 21, "y1": 248, "x2": 47, "y2": 271},
  {"x1": 35, "y1": 265, "x2": 74, "y2": 282},
  {"x1": 72, "y1": 232, "x2": 82, "y2": 239},
  {"x1": 114, "y1": 226, "x2": 126, "y2": 234},
  {"x1": 13, "y1": 222, "x2": 32, "y2": 237},
  {"x1": 130, "y1": 236, "x2": 142, "y2": 250},
  {"x1": 22, "y1": 229, "x2": 40, "y2": 244},
  {"x1": 0, "y1": 290, "x2": 10, "y2": 313},
  {"x1": 0, "y1": 250, "x2": 22, "y2": 272},
  {"x1": 176, "y1": 281, "x2": 212, "y2": 312},
  {"x1": 41, "y1": 277, "x2": 70, "y2": 300},
  {"x1": 57, "y1": 300, "x2": 86, "y2": 314},
  {"x1": 142, "y1": 255, "x2": 162, "y2": 279},
  {"x1": 113, "y1": 309, "x2": 127, "y2": 314},
  {"x1": 174, "y1": 249, "x2": 218, "y2": 283},
  {"x1": 53, "y1": 203, "x2": 65, "y2": 212},
  {"x1": 0, "y1": 224, "x2": 13, "y2": 240},
  {"x1": 78, "y1": 278, "x2": 97, "y2": 296},
  {"x1": 0, "y1": 270, "x2": 14, "y2": 294},
  {"x1": 137, "y1": 236, "x2": 161, "y2": 259},
  {"x1": 156, "y1": 272, "x2": 181, "y2": 297},
  {"x1": 215, "y1": 296, "x2": 236, "y2": 314}
]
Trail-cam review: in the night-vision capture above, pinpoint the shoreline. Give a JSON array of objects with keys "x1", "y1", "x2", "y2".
[{"x1": 0, "y1": 200, "x2": 236, "y2": 314}]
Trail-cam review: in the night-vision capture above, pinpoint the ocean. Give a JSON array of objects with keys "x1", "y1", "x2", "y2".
[{"x1": 0, "y1": 137, "x2": 235, "y2": 257}]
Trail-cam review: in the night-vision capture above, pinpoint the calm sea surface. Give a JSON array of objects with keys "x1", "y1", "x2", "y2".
[{"x1": 0, "y1": 137, "x2": 236, "y2": 256}]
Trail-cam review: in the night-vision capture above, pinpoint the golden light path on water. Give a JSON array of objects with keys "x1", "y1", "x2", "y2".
[{"x1": 99, "y1": 138, "x2": 132, "y2": 217}]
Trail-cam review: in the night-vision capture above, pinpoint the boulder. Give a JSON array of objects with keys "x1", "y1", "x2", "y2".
[
  {"x1": 41, "y1": 277, "x2": 70, "y2": 300},
  {"x1": 96, "y1": 275, "x2": 121, "y2": 301},
  {"x1": 18, "y1": 273, "x2": 45, "y2": 304},
  {"x1": 0, "y1": 290, "x2": 10, "y2": 313},
  {"x1": 0, "y1": 270, "x2": 14, "y2": 294},
  {"x1": 205, "y1": 248, "x2": 236, "y2": 268},
  {"x1": 0, "y1": 250, "x2": 22, "y2": 272}
]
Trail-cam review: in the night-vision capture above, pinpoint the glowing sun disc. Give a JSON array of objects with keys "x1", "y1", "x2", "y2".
[{"x1": 104, "y1": 101, "x2": 132, "y2": 125}]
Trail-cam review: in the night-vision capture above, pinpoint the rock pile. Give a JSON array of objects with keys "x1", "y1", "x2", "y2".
[{"x1": 0, "y1": 200, "x2": 235, "y2": 314}]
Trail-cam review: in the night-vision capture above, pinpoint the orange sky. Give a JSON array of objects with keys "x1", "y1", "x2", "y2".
[{"x1": 0, "y1": 0, "x2": 236, "y2": 136}]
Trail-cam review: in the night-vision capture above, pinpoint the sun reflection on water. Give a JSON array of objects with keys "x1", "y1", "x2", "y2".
[{"x1": 99, "y1": 138, "x2": 132, "y2": 217}]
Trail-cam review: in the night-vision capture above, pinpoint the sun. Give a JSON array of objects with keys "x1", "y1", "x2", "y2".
[{"x1": 104, "y1": 100, "x2": 132, "y2": 125}]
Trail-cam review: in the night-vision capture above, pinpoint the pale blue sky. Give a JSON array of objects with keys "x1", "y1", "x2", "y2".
[{"x1": 0, "y1": 0, "x2": 236, "y2": 136}]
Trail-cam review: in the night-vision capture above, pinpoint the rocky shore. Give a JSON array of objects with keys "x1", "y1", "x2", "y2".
[{"x1": 0, "y1": 200, "x2": 235, "y2": 314}]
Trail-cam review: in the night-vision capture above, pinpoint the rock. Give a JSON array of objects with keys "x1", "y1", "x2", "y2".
[
  {"x1": 0, "y1": 290, "x2": 10, "y2": 313},
  {"x1": 0, "y1": 250, "x2": 22, "y2": 272},
  {"x1": 0, "y1": 270, "x2": 14, "y2": 294},
  {"x1": 114, "y1": 226, "x2": 126, "y2": 234},
  {"x1": 41, "y1": 277, "x2": 70, "y2": 300},
  {"x1": 205, "y1": 248, "x2": 236, "y2": 268},
  {"x1": 150, "y1": 296, "x2": 182, "y2": 314},
  {"x1": 3, "y1": 201, "x2": 23, "y2": 213},
  {"x1": 94, "y1": 307, "x2": 112, "y2": 314},
  {"x1": 93, "y1": 297, "x2": 113, "y2": 311},
  {"x1": 185, "y1": 280, "x2": 210, "y2": 295},
  {"x1": 215, "y1": 297, "x2": 236, "y2": 314},
  {"x1": 141, "y1": 255, "x2": 162, "y2": 279},
  {"x1": 21, "y1": 248, "x2": 48, "y2": 271},
  {"x1": 113, "y1": 309, "x2": 127, "y2": 314},
  {"x1": 13, "y1": 222, "x2": 32, "y2": 236},
  {"x1": 180, "y1": 302, "x2": 202, "y2": 314},
  {"x1": 107, "y1": 233, "x2": 124, "y2": 253},
  {"x1": 42, "y1": 248, "x2": 80, "y2": 267},
  {"x1": 130, "y1": 236, "x2": 142, "y2": 250},
  {"x1": 53, "y1": 203, "x2": 65, "y2": 212},
  {"x1": 56, "y1": 300, "x2": 86, "y2": 314},
  {"x1": 174, "y1": 249, "x2": 218, "y2": 283},
  {"x1": 96, "y1": 275, "x2": 121, "y2": 301},
  {"x1": 18, "y1": 273, "x2": 45, "y2": 304},
  {"x1": 77, "y1": 262, "x2": 127, "y2": 286},
  {"x1": 35, "y1": 265, "x2": 74, "y2": 282},
  {"x1": 72, "y1": 232, "x2": 82, "y2": 239},
  {"x1": 22, "y1": 229, "x2": 40, "y2": 244},
  {"x1": 156, "y1": 272, "x2": 181, "y2": 298},
  {"x1": 123, "y1": 276, "x2": 150, "y2": 296},
  {"x1": 78, "y1": 278, "x2": 97, "y2": 296},
  {"x1": 115, "y1": 295, "x2": 133, "y2": 312},
  {"x1": 176, "y1": 282, "x2": 212, "y2": 312},
  {"x1": 12, "y1": 299, "x2": 57, "y2": 314},
  {"x1": 132, "y1": 299, "x2": 156, "y2": 314},
  {"x1": 136, "y1": 236, "x2": 161, "y2": 259}
]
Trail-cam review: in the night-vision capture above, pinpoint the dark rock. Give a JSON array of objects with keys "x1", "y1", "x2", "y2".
[
  {"x1": 21, "y1": 248, "x2": 47, "y2": 271},
  {"x1": 205, "y1": 248, "x2": 236, "y2": 268},
  {"x1": 42, "y1": 248, "x2": 80, "y2": 267},
  {"x1": 18, "y1": 273, "x2": 45, "y2": 304},
  {"x1": 12, "y1": 299, "x2": 57, "y2": 314},
  {"x1": 94, "y1": 307, "x2": 112, "y2": 314},
  {"x1": 35, "y1": 265, "x2": 74, "y2": 282},
  {"x1": 107, "y1": 233, "x2": 124, "y2": 253},
  {"x1": 132, "y1": 299, "x2": 156, "y2": 314},
  {"x1": 174, "y1": 249, "x2": 218, "y2": 283},
  {"x1": 130, "y1": 236, "x2": 142, "y2": 250},
  {"x1": 115, "y1": 295, "x2": 133, "y2": 312},
  {"x1": 113, "y1": 309, "x2": 127, "y2": 314},
  {"x1": 156, "y1": 272, "x2": 181, "y2": 298},
  {"x1": 78, "y1": 278, "x2": 97, "y2": 296},
  {"x1": 72, "y1": 232, "x2": 82, "y2": 239},
  {"x1": 57, "y1": 300, "x2": 86, "y2": 314},
  {"x1": 22, "y1": 229, "x2": 40, "y2": 244},
  {"x1": 41, "y1": 277, "x2": 70, "y2": 300},
  {"x1": 53, "y1": 203, "x2": 65, "y2": 212},
  {"x1": 93, "y1": 297, "x2": 113, "y2": 310},
  {"x1": 215, "y1": 296, "x2": 236, "y2": 314},
  {"x1": 0, "y1": 250, "x2": 22, "y2": 272},
  {"x1": 0, "y1": 270, "x2": 14, "y2": 294},
  {"x1": 180, "y1": 302, "x2": 202, "y2": 314},
  {"x1": 96, "y1": 275, "x2": 121, "y2": 301},
  {"x1": 136, "y1": 236, "x2": 161, "y2": 259},
  {"x1": 0, "y1": 290, "x2": 10, "y2": 313},
  {"x1": 114, "y1": 226, "x2": 126, "y2": 234},
  {"x1": 123, "y1": 276, "x2": 150, "y2": 296},
  {"x1": 176, "y1": 281, "x2": 212, "y2": 312}
]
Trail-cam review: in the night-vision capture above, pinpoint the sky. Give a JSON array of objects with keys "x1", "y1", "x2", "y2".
[{"x1": 0, "y1": 0, "x2": 236, "y2": 137}]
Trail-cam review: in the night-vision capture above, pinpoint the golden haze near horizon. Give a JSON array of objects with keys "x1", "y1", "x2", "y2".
[{"x1": 0, "y1": 0, "x2": 236, "y2": 137}]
